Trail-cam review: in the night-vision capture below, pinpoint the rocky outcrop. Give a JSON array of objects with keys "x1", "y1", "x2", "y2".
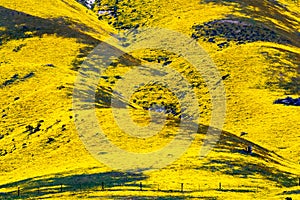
[{"x1": 274, "y1": 96, "x2": 300, "y2": 106}]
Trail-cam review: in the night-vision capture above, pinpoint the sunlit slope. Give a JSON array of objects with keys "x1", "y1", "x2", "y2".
[
  {"x1": 94, "y1": 0, "x2": 300, "y2": 160},
  {"x1": 0, "y1": 0, "x2": 299, "y2": 199},
  {"x1": 0, "y1": 0, "x2": 115, "y2": 184}
]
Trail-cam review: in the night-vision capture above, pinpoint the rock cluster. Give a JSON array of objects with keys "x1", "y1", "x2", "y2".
[{"x1": 192, "y1": 19, "x2": 291, "y2": 48}]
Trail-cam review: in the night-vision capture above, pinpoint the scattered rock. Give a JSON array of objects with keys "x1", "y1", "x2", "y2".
[
  {"x1": 0, "y1": 149, "x2": 7, "y2": 156},
  {"x1": 14, "y1": 97, "x2": 20, "y2": 101},
  {"x1": 0, "y1": 134, "x2": 4, "y2": 140},
  {"x1": 192, "y1": 18, "x2": 291, "y2": 48},
  {"x1": 45, "y1": 63, "x2": 55, "y2": 67},
  {"x1": 21, "y1": 25, "x2": 29, "y2": 31},
  {"x1": 47, "y1": 137, "x2": 55, "y2": 144},
  {"x1": 35, "y1": 123, "x2": 41, "y2": 132},
  {"x1": 162, "y1": 60, "x2": 172, "y2": 66},
  {"x1": 10, "y1": 144, "x2": 16, "y2": 153},
  {"x1": 25, "y1": 122, "x2": 42, "y2": 135},
  {"x1": 25, "y1": 125, "x2": 34, "y2": 134},
  {"x1": 57, "y1": 85, "x2": 66, "y2": 90},
  {"x1": 191, "y1": 33, "x2": 198, "y2": 40},
  {"x1": 13, "y1": 44, "x2": 26, "y2": 52},
  {"x1": 157, "y1": 56, "x2": 168, "y2": 63},
  {"x1": 217, "y1": 42, "x2": 229, "y2": 48},
  {"x1": 101, "y1": 76, "x2": 109, "y2": 80},
  {"x1": 208, "y1": 38, "x2": 215, "y2": 43}
]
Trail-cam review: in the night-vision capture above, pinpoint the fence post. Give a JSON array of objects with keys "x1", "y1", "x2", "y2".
[
  {"x1": 101, "y1": 182, "x2": 104, "y2": 191},
  {"x1": 37, "y1": 187, "x2": 40, "y2": 194},
  {"x1": 219, "y1": 182, "x2": 222, "y2": 190},
  {"x1": 140, "y1": 182, "x2": 142, "y2": 191},
  {"x1": 181, "y1": 183, "x2": 183, "y2": 192},
  {"x1": 60, "y1": 184, "x2": 63, "y2": 192},
  {"x1": 17, "y1": 187, "x2": 20, "y2": 197},
  {"x1": 298, "y1": 178, "x2": 300, "y2": 186}
]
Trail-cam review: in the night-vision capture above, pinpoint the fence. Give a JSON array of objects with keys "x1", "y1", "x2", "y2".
[{"x1": 2, "y1": 179, "x2": 297, "y2": 199}]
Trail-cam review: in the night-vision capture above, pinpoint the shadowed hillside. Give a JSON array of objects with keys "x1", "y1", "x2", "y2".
[{"x1": 0, "y1": 0, "x2": 299, "y2": 199}]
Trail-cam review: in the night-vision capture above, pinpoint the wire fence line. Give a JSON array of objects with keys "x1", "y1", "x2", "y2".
[{"x1": 1, "y1": 181, "x2": 286, "y2": 198}]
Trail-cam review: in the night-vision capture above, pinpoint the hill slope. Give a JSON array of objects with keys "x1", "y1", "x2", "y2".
[
  {"x1": 91, "y1": 0, "x2": 300, "y2": 161},
  {"x1": 0, "y1": 0, "x2": 115, "y2": 185},
  {"x1": 0, "y1": 0, "x2": 299, "y2": 199}
]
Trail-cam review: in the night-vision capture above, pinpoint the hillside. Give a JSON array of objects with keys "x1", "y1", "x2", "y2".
[
  {"x1": 0, "y1": 0, "x2": 299, "y2": 199},
  {"x1": 0, "y1": 0, "x2": 114, "y2": 189}
]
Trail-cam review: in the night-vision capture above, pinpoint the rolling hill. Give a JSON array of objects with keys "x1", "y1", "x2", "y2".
[{"x1": 0, "y1": 0, "x2": 299, "y2": 199}]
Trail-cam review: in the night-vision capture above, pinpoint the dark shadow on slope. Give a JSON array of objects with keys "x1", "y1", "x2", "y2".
[
  {"x1": 0, "y1": 5, "x2": 99, "y2": 72},
  {"x1": 194, "y1": 1, "x2": 300, "y2": 94},
  {"x1": 0, "y1": 5, "x2": 141, "y2": 108},
  {"x1": 0, "y1": 124, "x2": 297, "y2": 198},
  {"x1": 0, "y1": 72, "x2": 35, "y2": 89},
  {"x1": 0, "y1": 6, "x2": 140, "y2": 71},
  {"x1": 282, "y1": 189, "x2": 300, "y2": 195},
  {"x1": 197, "y1": 127, "x2": 298, "y2": 187},
  {"x1": 201, "y1": 0, "x2": 300, "y2": 30},
  {"x1": 199, "y1": 0, "x2": 300, "y2": 47},
  {"x1": 260, "y1": 46, "x2": 300, "y2": 94},
  {"x1": 0, "y1": 6, "x2": 98, "y2": 45},
  {"x1": 73, "y1": 82, "x2": 297, "y2": 188},
  {"x1": 0, "y1": 170, "x2": 147, "y2": 199},
  {"x1": 200, "y1": 158, "x2": 296, "y2": 187},
  {"x1": 70, "y1": 34, "x2": 149, "y2": 109},
  {"x1": 218, "y1": 188, "x2": 256, "y2": 193}
]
